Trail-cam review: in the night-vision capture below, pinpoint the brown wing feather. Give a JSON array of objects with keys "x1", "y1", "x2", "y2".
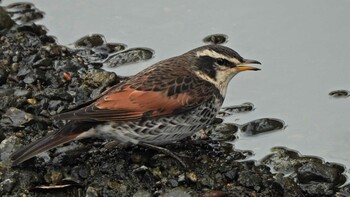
[
  {"x1": 57, "y1": 85, "x2": 202, "y2": 122},
  {"x1": 57, "y1": 57, "x2": 218, "y2": 122}
]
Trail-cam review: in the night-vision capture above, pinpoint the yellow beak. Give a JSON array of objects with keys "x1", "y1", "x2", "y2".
[{"x1": 237, "y1": 59, "x2": 261, "y2": 71}]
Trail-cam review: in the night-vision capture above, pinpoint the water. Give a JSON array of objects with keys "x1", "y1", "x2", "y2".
[{"x1": 4, "y1": 0, "x2": 350, "y2": 171}]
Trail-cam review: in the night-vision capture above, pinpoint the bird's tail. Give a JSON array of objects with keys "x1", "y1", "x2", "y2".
[{"x1": 11, "y1": 121, "x2": 95, "y2": 166}]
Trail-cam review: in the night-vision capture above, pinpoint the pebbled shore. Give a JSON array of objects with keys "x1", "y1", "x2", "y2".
[{"x1": 0, "y1": 3, "x2": 349, "y2": 197}]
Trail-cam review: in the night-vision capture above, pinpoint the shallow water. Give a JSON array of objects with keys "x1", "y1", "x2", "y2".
[{"x1": 4, "y1": 0, "x2": 350, "y2": 174}]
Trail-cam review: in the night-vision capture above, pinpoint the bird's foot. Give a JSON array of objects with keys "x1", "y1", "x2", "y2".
[{"x1": 138, "y1": 142, "x2": 188, "y2": 169}]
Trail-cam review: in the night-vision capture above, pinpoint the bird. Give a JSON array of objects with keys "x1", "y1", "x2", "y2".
[{"x1": 11, "y1": 44, "x2": 261, "y2": 166}]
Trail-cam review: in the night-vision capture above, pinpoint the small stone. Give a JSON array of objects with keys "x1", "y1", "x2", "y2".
[
  {"x1": 162, "y1": 187, "x2": 193, "y2": 197},
  {"x1": 86, "y1": 186, "x2": 99, "y2": 197},
  {"x1": 241, "y1": 118, "x2": 285, "y2": 136},
  {"x1": 202, "y1": 190, "x2": 226, "y2": 197},
  {"x1": 50, "y1": 171, "x2": 63, "y2": 184},
  {"x1": 0, "y1": 179, "x2": 16, "y2": 193},
  {"x1": 27, "y1": 98, "x2": 37, "y2": 105},
  {"x1": 211, "y1": 123, "x2": 238, "y2": 141},
  {"x1": 300, "y1": 182, "x2": 334, "y2": 196},
  {"x1": 1, "y1": 107, "x2": 34, "y2": 127},
  {"x1": 105, "y1": 48, "x2": 154, "y2": 67},
  {"x1": 107, "y1": 180, "x2": 127, "y2": 192},
  {"x1": 167, "y1": 179, "x2": 178, "y2": 187},
  {"x1": 74, "y1": 34, "x2": 105, "y2": 48},
  {"x1": 329, "y1": 90, "x2": 350, "y2": 98},
  {"x1": 0, "y1": 7, "x2": 15, "y2": 30},
  {"x1": 297, "y1": 162, "x2": 341, "y2": 183},
  {"x1": 14, "y1": 89, "x2": 30, "y2": 97},
  {"x1": 237, "y1": 171, "x2": 262, "y2": 190},
  {"x1": 133, "y1": 190, "x2": 152, "y2": 197},
  {"x1": 186, "y1": 171, "x2": 197, "y2": 182},
  {"x1": 203, "y1": 34, "x2": 228, "y2": 45}
]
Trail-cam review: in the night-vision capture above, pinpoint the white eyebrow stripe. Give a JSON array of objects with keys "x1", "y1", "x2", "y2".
[{"x1": 196, "y1": 49, "x2": 241, "y2": 65}]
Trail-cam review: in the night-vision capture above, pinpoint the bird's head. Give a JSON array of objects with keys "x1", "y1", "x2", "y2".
[{"x1": 186, "y1": 45, "x2": 261, "y2": 96}]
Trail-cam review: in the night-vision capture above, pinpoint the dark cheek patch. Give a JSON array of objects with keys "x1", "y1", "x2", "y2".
[{"x1": 198, "y1": 56, "x2": 217, "y2": 80}]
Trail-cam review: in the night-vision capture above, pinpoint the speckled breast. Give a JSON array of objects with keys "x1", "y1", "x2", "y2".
[{"x1": 95, "y1": 96, "x2": 223, "y2": 145}]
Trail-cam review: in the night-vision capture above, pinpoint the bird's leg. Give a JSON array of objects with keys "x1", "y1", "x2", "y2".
[{"x1": 138, "y1": 142, "x2": 188, "y2": 169}]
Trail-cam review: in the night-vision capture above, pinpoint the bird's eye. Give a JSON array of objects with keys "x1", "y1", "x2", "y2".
[{"x1": 216, "y1": 58, "x2": 226, "y2": 65}]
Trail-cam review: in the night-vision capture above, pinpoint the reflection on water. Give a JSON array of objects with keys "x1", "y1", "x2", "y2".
[{"x1": 3, "y1": 0, "x2": 350, "y2": 177}]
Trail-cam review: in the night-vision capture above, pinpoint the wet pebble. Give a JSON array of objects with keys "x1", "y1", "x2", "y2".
[
  {"x1": 1, "y1": 107, "x2": 34, "y2": 127},
  {"x1": 203, "y1": 34, "x2": 228, "y2": 45},
  {"x1": 339, "y1": 184, "x2": 350, "y2": 196},
  {"x1": 218, "y1": 102, "x2": 254, "y2": 117},
  {"x1": 45, "y1": 171, "x2": 63, "y2": 185},
  {"x1": 299, "y1": 182, "x2": 334, "y2": 196},
  {"x1": 241, "y1": 118, "x2": 285, "y2": 136},
  {"x1": 133, "y1": 190, "x2": 152, "y2": 197},
  {"x1": 0, "y1": 136, "x2": 22, "y2": 164},
  {"x1": 92, "y1": 43, "x2": 127, "y2": 56},
  {"x1": 202, "y1": 190, "x2": 226, "y2": 197},
  {"x1": 297, "y1": 161, "x2": 343, "y2": 184},
  {"x1": 71, "y1": 166, "x2": 89, "y2": 180},
  {"x1": 23, "y1": 71, "x2": 36, "y2": 84},
  {"x1": 0, "y1": 7, "x2": 15, "y2": 30},
  {"x1": 86, "y1": 186, "x2": 99, "y2": 197},
  {"x1": 82, "y1": 69, "x2": 119, "y2": 88},
  {"x1": 329, "y1": 90, "x2": 350, "y2": 98},
  {"x1": 0, "y1": 88, "x2": 14, "y2": 96},
  {"x1": 162, "y1": 187, "x2": 193, "y2": 197},
  {"x1": 0, "y1": 179, "x2": 16, "y2": 194},
  {"x1": 105, "y1": 48, "x2": 154, "y2": 67},
  {"x1": 0, "y1": 129, "x2": 5, "y2": 143},
  {"x1": 167, "y1": 179, "x2": 179, "y2": 187},
  {"x1": 274, "y1": 174, "x2": 304, "y2": 197},
  {"x1": 210, "y1": 123, "x2": 238, "y2": 141},
  {"x1": 73, "y1": 34, "x2": 105, "y2": 48},
  {"x1": 14, "y1": 89, "x2": 31, "y2": 97},
  {"x1": 238, "y1": 170, "x2": 263, "y2": 190},
  {"x1": 5, "y1": 2, "x2": 44, "y2": 24}
]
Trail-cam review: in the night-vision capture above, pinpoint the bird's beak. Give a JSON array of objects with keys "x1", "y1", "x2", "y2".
[{"x1": 237, "y1": 59, "x2": 261, "y2": 71}]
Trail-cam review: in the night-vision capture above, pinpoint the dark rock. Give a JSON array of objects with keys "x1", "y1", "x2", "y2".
[
  {"x1": 94, "y1": 43, "x2": 126, "y2": 54},
  {"x1": 133, "y1": 190, "x2": 152, "y2": 197},
  {"x1": 74, "y1": 34, "x2": 105, "y2": 48},
  {"x1": 14, "y1": 88, "x2": 31, "y2": 97},
  {"x1": 237, "y1": 170, "x2": 263, "y2": 191},
  {"x1": 299, "y1": 182, "x2": 334, "y2": 196},
  {"x1": 0, "y1": 128, "x2": 5, "y2": 143},
  {"x1": 203, "y1": 34, "x2": 228, "y2": 45},
  {"x1": 167, "y1": 179, "x2": 179, "y2": 187},
  {"x1": 0, "y1": 179, "x2": 16, "y2": 194},
  {"x1": 202, "y1": 190, "x2": 226, "y2": 197},
  {"x1": 1, "y1": 107, "x2": 33, "y2": 127},
  {"x1": 241, "y1": 118, "x2": 285, "y2": 136},
  {"x1": 210, "y1": 123, "x2": 238, "y2": 141},
  {"x1": 297, "y1": 161, "x2": 342, "y2": 184},
  {"x1": 5, "y1": 2, "x2": 44, "y2": 24},
  {"x1": 339, "y1": 183, "x2": 350, "y2": 196},
  {"x1": 162, "y1": 187, "x2": 193, "y2": 197},
  {"x1": 218, "y1": 102, "x2": 254, "y2": 117},
  {"x1": 105, "y1": 47, "x2": 154, "y2": 67},
  {"x1": 81, "y1": 69, "x2": 119, "y2": 88},
  {"x1": 0, "y1": 7, "x2": 15, "y2": 30},
  {"x1": 274, "y1": 174, "x2": 304, "y2": 197},
  {"x1": 329, "y1": 90, "x2": 350, "y2": 98}
]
